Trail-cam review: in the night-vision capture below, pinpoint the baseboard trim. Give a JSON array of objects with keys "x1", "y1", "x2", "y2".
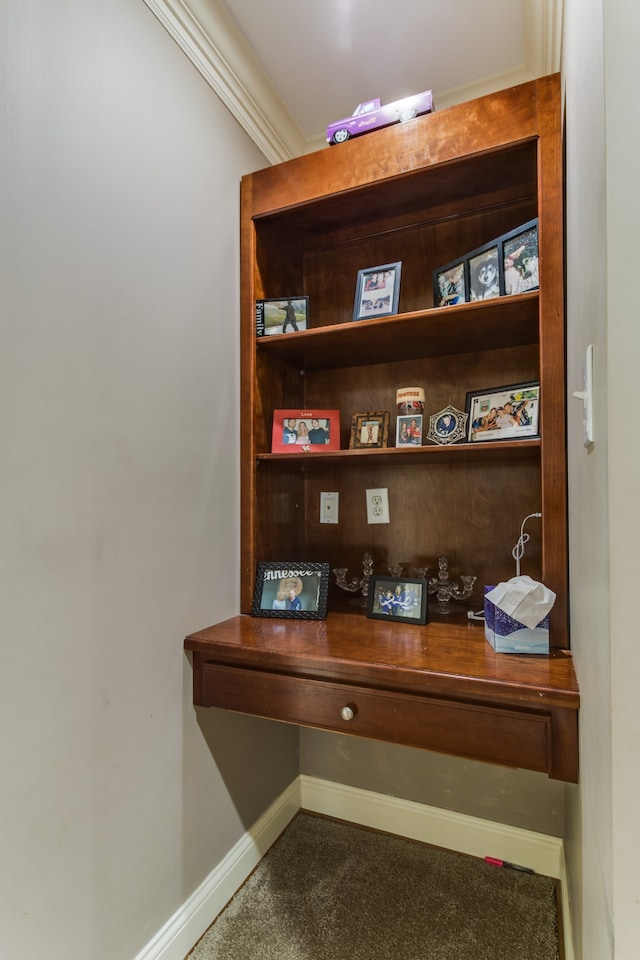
[
  {"x1": 300, "y1": 775, "x2": 573, "y2": 960},
  {"x1": 132, "y1": 777, "x2": 300, "y2": 960},
  {"x1": 135, "y1": 774, "x2": 573, "y2": 960}
]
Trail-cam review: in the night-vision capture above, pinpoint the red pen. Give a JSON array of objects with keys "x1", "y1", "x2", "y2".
[{"x1": 484, "y1": 856, "x2": 535, "y2": 874}]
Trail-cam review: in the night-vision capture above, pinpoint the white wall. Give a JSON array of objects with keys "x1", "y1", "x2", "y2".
[
  {"x1": 602, "y1": 2, "x2": 640, "y2": 956},
  {"x1": 564, "y1": 0, "x2": 640, "y2": 957},
  {"x1": 562, "y1": 2, "x2": 611, "y2": 956},
  {"x1": 0, "y1": 2, "x2": 298, "y2": 958}
]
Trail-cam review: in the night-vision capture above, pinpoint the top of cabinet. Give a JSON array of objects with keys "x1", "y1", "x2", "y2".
[{"x1": 243, "y1": 76, "x2": 559, "y2": 220}]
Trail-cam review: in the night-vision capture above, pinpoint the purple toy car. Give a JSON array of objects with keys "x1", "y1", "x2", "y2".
[{"x1": 326, "y1": 90, "x2": 434, "y2": 145}]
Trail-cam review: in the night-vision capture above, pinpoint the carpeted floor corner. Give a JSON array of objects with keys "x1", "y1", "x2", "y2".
[{"x1": 187, "y1": 811, "x2": 560, "y2": 960}]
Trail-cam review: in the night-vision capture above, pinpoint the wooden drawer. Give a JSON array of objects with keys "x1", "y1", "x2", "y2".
[{"x1": 200, "y1": 662, "x2": 552, "y2": 774}]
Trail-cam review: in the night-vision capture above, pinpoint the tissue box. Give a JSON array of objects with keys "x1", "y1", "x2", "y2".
[{"x1": 483, "y1": 586, "x2": 549, "y2": 654}]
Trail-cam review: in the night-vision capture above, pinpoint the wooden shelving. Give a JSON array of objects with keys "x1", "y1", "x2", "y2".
[
  {"x1": 256, "y1": 293, "x2": 539, "y2": 370},
  {"x1": 185, "y1": 74, "x2": 579, "y2": 782}
]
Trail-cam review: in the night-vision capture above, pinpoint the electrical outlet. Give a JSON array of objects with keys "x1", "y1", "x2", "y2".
[
  {"x1": 320, "y1": 491, "x2": 339, "y2": 524},
  {"x1": 366, "y1": 487, "x2": 390, "y2": 524}
]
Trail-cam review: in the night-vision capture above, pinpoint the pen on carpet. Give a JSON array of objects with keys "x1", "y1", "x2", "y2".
[{"x1": 484, "y1": 856, "x2": 535, "y2": 874}]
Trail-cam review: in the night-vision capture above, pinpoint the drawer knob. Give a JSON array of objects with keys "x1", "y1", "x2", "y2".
[{"x1": 341, "y1": 705, "x2": 355, "y2": 721}]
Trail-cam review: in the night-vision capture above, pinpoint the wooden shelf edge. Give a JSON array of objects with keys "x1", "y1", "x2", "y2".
[
  {"x1": 184, "y1": 613, "x2": 579, "y2": 710},
  {"x1": 256, "y1": 437, "x2": 541, "y2": 466},
  {"x1": 256, "y1": 292, "x2": 539, "y2": 369}
]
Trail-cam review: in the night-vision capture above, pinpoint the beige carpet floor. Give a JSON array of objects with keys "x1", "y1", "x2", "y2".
[{"x1": 187, "y1": 811, "x2": 560, "y2": 960}]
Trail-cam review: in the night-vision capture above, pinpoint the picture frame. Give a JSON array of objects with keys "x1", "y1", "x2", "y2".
[
  {"x1": 353, "y1": 261, "x2": 401, "y2": 321},
  {"x1": 465, "y1": 382, "x2": 540, "y2": 442},
  {"x1": 272, "y1": 409, "x2": 340, "y2": 453},
  {"x1": 256, "y1": 296, "x2": 309, "y2": 337},
  {"x1": 349, "y1": 411, "x2": 390, "y2": 449},
  {"x1": 367, "y1": 576, "x2": 429, "y2": 625},
  {"x1": 500, "y1": 218, "x2": 539, "y2": 296},
  {"x1": 396, "y1": 414, "x2": 423, "y2": 446},
  {"x1": 467, "y1": 240, "x2": 502, "y2": 302},
  {"x1": 251, "y1": 561, "x2": 330, "y2": 619},
  {"x1": 426, "y1": 405, "x2": 468, "y2": 445},
  {"x1": 432, "y1": 258, "x2": 466, "y2": 307}
]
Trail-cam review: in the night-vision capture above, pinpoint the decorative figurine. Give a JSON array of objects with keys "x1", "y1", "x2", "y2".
[{"x1": 326, "y1": 91, "x2": 434, "y2": 145}]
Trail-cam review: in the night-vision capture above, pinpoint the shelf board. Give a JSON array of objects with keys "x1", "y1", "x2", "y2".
[
  {"x1": 256, "y1": 293, "x2": 539, "y2": 371},
  {"x1": 256, "y1": 437, "x2": 541, "y2": 466}
]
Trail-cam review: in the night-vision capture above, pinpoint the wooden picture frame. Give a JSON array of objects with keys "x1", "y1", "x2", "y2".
[
  {"x1": 251, "y1": 561, "x2": 330, "y2": 619},
  {"x1": 353, "y1": 261, "x2": 401, "y2": 320},
  {"x1": 367, "y1": 576, "x2": 429, "y2": 625},
  {"x1": 349, "y1": 411, "x2": 390, "y2": 449}
]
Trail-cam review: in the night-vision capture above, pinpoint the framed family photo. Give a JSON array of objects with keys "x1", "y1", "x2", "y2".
[
  {"x1": 353, "y1": 261, "x2": 401, "y2": 321},
  {"x1": 367, "y1": 576, "x2": 429, "y2": 625},
  {"x1": 465, "y1": 382, "x2": 540, "y2": 442},
  {"x1": 256, "y1": 296, "x2": 309, "y2": 337},
  {"x1": 251, "y1": 561, "x2": 330, "y2": 619},
  {"x1": 349, "y1": 412, "x2": 390, "y2": 449},
  {"x1": 396, "y1": 414, "x2": 423, "y2": 446},
  {"x1": 271, "y1": 409, "x2": 340, "y2": 453},
  {"x1": 501, "y1": 219, "x2": 539, "y2": 296},
  {"x1": 432, "y1": 258, "x2": 466, "y2": 307}
]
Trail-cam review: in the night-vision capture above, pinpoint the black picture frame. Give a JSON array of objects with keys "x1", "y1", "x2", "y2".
[
  {"x1": 256, "y1": 296, "x2": 309, "y2": 337},
  {"x1": 367, "y1": 576, "x2": 429, "y2": 625},
  {"x1": 465, "y1": 381, "x2": 541, "y2": 442},
  {"x1": 500, "y1": 218, "x2": 539, "y2": 296},
  {"x1": 432, "y1": 258, "x2": 466, "y2": 307},
  {"x1": 353, "y1": 261, "x2": 401, "y2": 321},
  {"x1": 467, "y1": 240, "x2": 502, "y2": 302},
  {"x1": 251, "y1": 561, "x2": 330, "y2": 619}
]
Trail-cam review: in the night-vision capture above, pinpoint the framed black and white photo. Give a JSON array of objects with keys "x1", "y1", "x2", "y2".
[
  {"x1": 353, "y1": 261, "x2": 401, "y2": 321},
  {"x1": 432, "y1": 258, "x2": 466, "y2": 307},
  {"x1": 251, "y1": 561, "x2": 330, "y2": 619},
  {"x1": 426, "y1": 405, "x2": 468, "y2": 445},
  {"x1": 467, "y1": 241, "x2": 501, "y2": 302},
  {"x1": 367, "y1": 576, "x2": 429, "y2": 625},
  {"x1": 465, "y1": 382, "x2": 540, "y2": 442},
  {"x1": 500, "y1": 219, "x2": 539, "y2": 296},
  {"x1": 396, "y1": 414, "x2": 423, "y2": 446},
  {"x1": 349, "y1": 411, "x2": 390, "y2": 449},
  {"x1": 256, "y1": 296, "x2": 309, "y2": 337}
]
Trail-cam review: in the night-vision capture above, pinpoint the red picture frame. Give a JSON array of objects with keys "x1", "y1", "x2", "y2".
[{"x1": 271, "y1": 409, "x2": 341, "y2": 453}]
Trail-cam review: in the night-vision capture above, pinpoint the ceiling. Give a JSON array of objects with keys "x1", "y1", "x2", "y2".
[{"x1": 143, "y1": 0, "x2": 563, "y2": 162}]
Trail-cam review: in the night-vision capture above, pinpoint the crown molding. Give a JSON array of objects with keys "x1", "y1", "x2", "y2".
[
  {"x1": 143, "y1": 0, "x2": 563, "y2": 163},
  {"x1": 141, "y1": 0, "x2": 304, "y2": 164},
  {"x1": 523, "y1": 0, "x2": 564, "y2": 76}
]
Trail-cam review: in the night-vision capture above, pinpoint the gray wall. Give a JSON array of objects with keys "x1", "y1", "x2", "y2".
[{"x1": 0, "y1": 2, "x2": 297, "y2": 958}]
